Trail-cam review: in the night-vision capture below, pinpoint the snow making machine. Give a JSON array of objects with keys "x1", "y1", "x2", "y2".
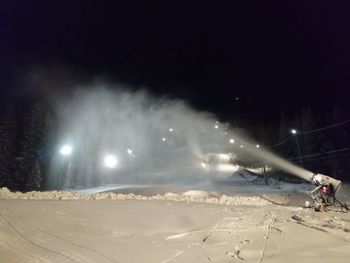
[
  {"x1": 201, "y1": 152, "x2": 347, "y2": 211},
  {"x1": 310, "y1": 173, "x2": 344, "y2": 211}
]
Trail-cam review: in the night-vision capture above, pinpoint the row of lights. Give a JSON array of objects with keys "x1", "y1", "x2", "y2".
[
  {"x1": 217, "y1": 122, "x2": 301, "y2": 149},
  {"x1": 60, "y1": 127, "x2": 175, "y2": 167},
  {"x1": 59, "y1": 145, "x2": 137, "y2": 169},
  {"x1": 60, "y1": 124, "x2": 293, "y2": 175},
  {"x1": 60, "y1": 123, "x2": 275, "y2": 167},
  {"x1": 229, "y1": 138, "x2": 259, "y2": 148},
  {"x1": 161, "y1": 127, "x2": 174, "y2": 142},
  {"x1": 214, "y1": 122, "x2": 261, "y2": 149}
]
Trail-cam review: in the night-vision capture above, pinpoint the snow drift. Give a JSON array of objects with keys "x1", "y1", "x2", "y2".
[{"x1": 0, "y1": 187, "x2": 269, "y2": 206}]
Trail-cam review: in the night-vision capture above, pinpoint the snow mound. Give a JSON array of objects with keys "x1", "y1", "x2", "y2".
[
  {"x1": 182, "y1": 190, "x2": 209, "y2": 199},
  {"x1": 0, "y1": 187, "x2": 270, "y2": 206}
]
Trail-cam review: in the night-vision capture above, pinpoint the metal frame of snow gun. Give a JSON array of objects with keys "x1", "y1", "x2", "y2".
[{"x1": 310, "y1": 173, "x2": 345, "y2": 211}]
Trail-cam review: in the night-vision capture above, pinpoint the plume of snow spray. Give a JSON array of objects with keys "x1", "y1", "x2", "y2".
[
  {"x1": 48, "y1": 86, "x2": 227, "y2": 189},
  {"x1": 226, "y1": 136, "x2": 315, "y2": 181},
  {"x1": 46, "y1": 83, "x2": 316, "y2": 189}
]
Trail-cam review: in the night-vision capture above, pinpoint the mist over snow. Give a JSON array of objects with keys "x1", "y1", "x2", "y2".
[
  {"x1": 47, "y1": 85, "x2": 239, "y2": 189},
  {"x1": 24, "y1": 72, "x2": 314, "y2": 190}
]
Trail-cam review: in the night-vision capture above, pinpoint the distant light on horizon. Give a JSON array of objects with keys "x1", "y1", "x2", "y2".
[
  {"x1": 291, "y1": 129, "x2": 297, "y2": 135},
  {"x1": 256, "y1": 144, "x2": 260, "y2": 148},
  {"x1": 162, "y1": 137, "x2": 166, "y2": 142},
  {"x1": 59, "y1": 145, "x2": 73, "y2": 156},
  {"x1": 103, "y1": 154, "x2": 118, "y2": 169},
  {"x1": 240, "y1": 145, "x2": 244, "y2": 148},
  {"x1": 214, "y1": 125, "x2": 219, "y2": 129},
  {"x1": 229, "y1": 139, "x2": 235, "y2": 144},
  {"x1": 127, "y1": 148, "x2": 136, "y2": 157},
  {"x1": 169, "y1": 128, "x2": 173, "y2": 132}
]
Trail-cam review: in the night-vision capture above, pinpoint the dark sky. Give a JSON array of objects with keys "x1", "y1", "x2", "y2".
[{"x1": 1, "y1": 0, "x2": 350, "y2": 121}]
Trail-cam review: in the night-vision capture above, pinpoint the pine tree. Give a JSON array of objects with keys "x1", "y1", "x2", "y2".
[
  {"x1": 330, "y1": 107, "x2": 348, "y2": 148},
  {"x1": 299, "y1": 108, "x2": 318, "y2": 170},
  {"x1": 317, "y1": 107, "x2": 348, "y2": 179},
  {"x1": 277, "y1": 111, "x2": 296, "y2": 159},
  {"x1": 319, "y1": 141, "x2": 340, "y2": 178},
  {"x1": 25, "y1": 160, "x2": 42, "y2": 191},
  {"x1": 13, "y1": 103, "x2": 48, "y2": 192},
  {"x1": 39, "y1": 112, "x2": 57, "y2": 190},
  {"x1": 0, "y1": 107, "x2": 17, "y2": 188}
]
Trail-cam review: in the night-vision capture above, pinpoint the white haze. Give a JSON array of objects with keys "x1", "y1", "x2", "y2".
[
  {"x1": 46, "y1": 83, "x2": 315, "y2": 190},
  {"x1": 48, "y1": 86, "x2": 231, "y2": 189}
]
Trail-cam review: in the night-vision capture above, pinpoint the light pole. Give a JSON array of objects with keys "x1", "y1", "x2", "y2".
[
  {"x1": 103, "y1": 154, "x2": 118, "y2": 169},
  {"x1": 59, "y1": 144, "x2": 73, "y2": 189},
  {"x1": 291, "y1": 129, "x2": 303, "y2": 167},
  {"x1": 59, "y1": 145, "x2": 73, "y2": 156},
  {"x1": 102, "y1": 154, "x2": 118, "y2": 184}
]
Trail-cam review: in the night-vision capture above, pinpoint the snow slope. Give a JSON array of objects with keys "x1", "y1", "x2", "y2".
[
  {"x1": 1, "y1": 199, "x2": 350, "y2": 263},
  {"x1": 1, "y1": 176, "x2": 350, "y2": 262}
]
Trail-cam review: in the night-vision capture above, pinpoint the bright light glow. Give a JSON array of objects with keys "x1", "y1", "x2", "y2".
[
  {"x1": 127, "y1": 148, "x2": 135, "y2": 157},
  {"x1": 216, "y1": 164, "x2": 240, "y2": 173},
  {"x1": 206, "y1": 153, "x2": 231, "y2": 163},
  {"x1": 291, "y1": 129, "x2": 297, "y2": 135},
  {"x1": 229, "y1": 138, "x2": 235, "y2": 144},
  {"x1": 201, "y1": 162, "x2": 207, "y2": 169},
  {"x1": 256, "y1": 144, "x2": 260, "y2": 148},
  {"x1": 59, "y1": 145, "x2": 73, "y2": 156},
  {"x1": 103, "y1": 154, "x2": 118, "y2": 169},
  {"x1": 162, "y1": 137, "x2": 166, "y2": 142},
  {"x1": 169, "y1": 128, "x2": 173, "y2": 132},
  {"x1": 240, "y1": 145, "x2": 244, "y2": 148},
  {"x1": 224, "y1": 132, "x2": 228, "y2": 135},
  {"x1": 214, "y1": 125, "x2": 219, "y2": 129}
]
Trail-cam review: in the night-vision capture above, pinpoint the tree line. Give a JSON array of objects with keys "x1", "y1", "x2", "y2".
[
  {"x1": 0, "y1": 103, "x2": 56, "y2": 192},
  {"x1": 0, "y1": 102, "x2": 349, "y2": 192},
  {"x1": 241, "y1": 107, "x2": 350, "y2": 180}
]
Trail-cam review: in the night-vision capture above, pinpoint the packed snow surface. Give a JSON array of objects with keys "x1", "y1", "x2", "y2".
[
  {"x1": 1, "y1": 179, "x2": 350, "y2": 262},
  {"x1": 0, "y1": 187, "x2": 270, "y2": 206},
  {"x1": 1, "y1": 194, "x2": 350, "y2": 262}
]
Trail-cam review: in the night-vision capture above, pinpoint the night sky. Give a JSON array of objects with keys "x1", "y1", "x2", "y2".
[{"x1": 1, "y1": 0, "x2": 350, "y2": 122}]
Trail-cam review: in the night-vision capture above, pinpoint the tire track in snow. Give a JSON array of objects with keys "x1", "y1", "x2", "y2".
[
  {"x1": 0, "y1": 207, "x2": 120, "y2": 263},
  {"x1": 0, "y1": 215, "x2": 54, "y2": 262},
  {"x1": 3, "y1": 207, "x2": 120, "y2": 263},
  {"x1": 0, "y1": 210, "x2": 77, "y2": 262}
]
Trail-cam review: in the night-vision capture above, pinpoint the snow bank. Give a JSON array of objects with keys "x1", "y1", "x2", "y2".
[{"x1": 0, "y1": 187, "x2": 269, "y2": 206}]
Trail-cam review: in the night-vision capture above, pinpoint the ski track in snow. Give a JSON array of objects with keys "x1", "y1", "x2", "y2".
[{"x1": 0, "y1": 207, "x2": 120, "y2": 263}]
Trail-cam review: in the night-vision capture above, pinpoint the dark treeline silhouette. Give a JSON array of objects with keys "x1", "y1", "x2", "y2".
[
  {"x1": 0, "y1": 101, "x2": 57, "y2": 192},
  {"x1": 232, "y1": 107, "x2": 350, "y2": 181},
  {"x1": 0, "y1": 99, "x2": 349, "y2": 192}
]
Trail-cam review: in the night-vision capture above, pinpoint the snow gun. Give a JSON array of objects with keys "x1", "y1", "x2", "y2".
[
  {"x1": 200, "y1": 153, "x2": 347, "y2": 211},
  {"x1": 309, "y1": 173, "x2": 345, "y2": 211}
]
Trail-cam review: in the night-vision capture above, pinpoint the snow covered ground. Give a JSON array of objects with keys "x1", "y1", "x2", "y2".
[{"x1": 1, "y1": 174, "x2": 350, "y2": 262}]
